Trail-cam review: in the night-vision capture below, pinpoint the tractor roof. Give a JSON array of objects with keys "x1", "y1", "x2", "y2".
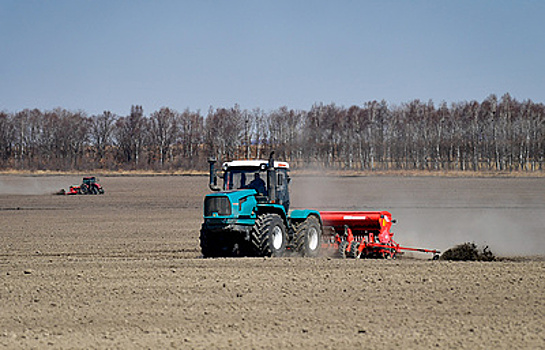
[{"x1": 223, "y1": 160, "x2": 290, "y2": 170}]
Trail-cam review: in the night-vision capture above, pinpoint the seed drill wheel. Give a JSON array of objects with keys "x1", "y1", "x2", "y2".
[
  {"x1": 348, "y1": 241, "x2": 361, "y2": 259},
  {"x1": 251, "y1": 213, "x2": 287, "y2": 257},
  {"x1": 383, "y1": 244, "x2": 397, "y2": 259},
  {"x1": 294, "y1": 216, "x2": 322, "y2": 257},
  {"x1": 338, "y1": 241, "x2": 349, "y2": 259}
]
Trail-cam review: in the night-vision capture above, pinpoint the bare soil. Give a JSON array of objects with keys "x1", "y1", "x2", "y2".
[{"x1": 1, "y1": 175, "x2": 544, "y2": 349}]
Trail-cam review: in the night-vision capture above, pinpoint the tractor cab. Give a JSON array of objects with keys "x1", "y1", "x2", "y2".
[
  {"x1": 208, "y1": 155, "x2": 291, "y2": 213},
  {"x1": 83, "y1": 177, "x2": 98, "y2": 186}
]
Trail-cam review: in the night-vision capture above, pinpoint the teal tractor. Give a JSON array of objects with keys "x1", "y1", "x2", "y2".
[{"x1": 200, "y1": 153, "x2": 323, "y2": 257}]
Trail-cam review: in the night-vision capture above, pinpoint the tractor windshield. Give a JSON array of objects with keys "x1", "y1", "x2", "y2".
[
  {"x1": 83, "y1": 177, "x2": 97, "y2": 185},
  {"x1": 225, "y1": 168, "x2": 268, "y2": 195}
]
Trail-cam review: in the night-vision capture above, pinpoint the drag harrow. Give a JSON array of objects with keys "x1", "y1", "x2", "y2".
[{"x1": 319, "y1": 211, "x2": 440, "y2": 259}]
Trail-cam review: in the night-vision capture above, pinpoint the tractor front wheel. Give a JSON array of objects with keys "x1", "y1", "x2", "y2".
[
  {"x1": 200, "y1": 225, "x2": 239, "y2": 258},
  {"x1": 199, "y1": 225, "x2": 221, "y2": 258},
  {"x1": 200, "y1": 226, "x2": 251, "y2": 258},
  {"x1": 251, "y1": 214, "x2": 287, "y2": 257}
]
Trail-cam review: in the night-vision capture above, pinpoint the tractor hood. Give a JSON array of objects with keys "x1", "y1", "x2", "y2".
[
  {"x1": 204, "y1": 189, "x2": 258, "y2": 221},
  {"x1": 209, "y1": 189, "x2": 257, "y2": 201}
]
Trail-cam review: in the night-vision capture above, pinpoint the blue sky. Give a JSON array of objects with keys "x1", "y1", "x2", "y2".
[{"x1": 1, "y1": 0, "x2": 544, "y2": 116}]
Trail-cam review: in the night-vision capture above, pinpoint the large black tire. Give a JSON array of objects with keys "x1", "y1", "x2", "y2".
[
  {"x1": 294, "y1": 216, "x2": 322, "y2": 257},
  {"x1": 80, "y1": 184, "x2": 89, "y2": 195},
  {"x1": 250, "y1": 214, "x2": 287, "y2": 257},
  {"x1": 200, "y1": 225, "x2": 237, "y2": 258},
  {"x1": 199, "y1": 225, "x2": 250, "y2": 258},
  {"x1": 199, "y1": 225, "x2": 221, "y2": 258}
]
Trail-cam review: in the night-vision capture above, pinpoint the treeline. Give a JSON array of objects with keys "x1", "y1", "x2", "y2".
[{"x1": 0, "y1": 93, "x2": 544, "y2": 172}]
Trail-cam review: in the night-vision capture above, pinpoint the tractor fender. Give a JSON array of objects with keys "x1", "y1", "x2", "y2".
[
  {"x1": 256, "y1": 204, "x2": 289, "y2": 228},
  {"x1": 289, "y1": 209, "x2": 323, "y2": 227}
]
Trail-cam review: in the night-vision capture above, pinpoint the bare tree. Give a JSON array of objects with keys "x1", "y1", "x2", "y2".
[
  {"x1": 178, "y1": 109, "x2": 204, "y2": 164},
  {"x1": 114, "y1": 105, "x2": 147, "y2": 168},
  {"x1": 149, "y1": 107, "x2": 178, "y2": 168},
  {"x1": 90, "y1": 111, "x2": 116, "y2": 168},
  {"x1": 0, "y1": 112, "x2": 15, "y2": 167},
  {"x1": 204, "y1": 105, "x2": 244, "y2": 161},
  {"x1": 1, "y1": 97, "x2": 544, "y2": 173}
]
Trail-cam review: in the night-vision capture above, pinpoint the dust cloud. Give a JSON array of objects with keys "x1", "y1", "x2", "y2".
[
  {"x1": 0, "y1": 176, "x2": 80, "y2": 195},
  {"x1": 291, "y1": 175, "x2": 545, "y2": 257}
]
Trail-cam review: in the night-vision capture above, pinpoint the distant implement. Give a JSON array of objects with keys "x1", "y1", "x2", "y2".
[{"x1": 57, "y1": 177, "x2": 105, "y2": 195}]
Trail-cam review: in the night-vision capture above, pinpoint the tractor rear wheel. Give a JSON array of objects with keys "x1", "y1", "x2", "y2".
[
  {"x1": 251, "y1": 214, "x2": 287, "y2": 257},
  {"x1": 294, "y1": 216, "x2": 322, "y2": 257}
]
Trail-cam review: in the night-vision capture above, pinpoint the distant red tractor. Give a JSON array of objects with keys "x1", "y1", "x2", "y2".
[{"x1": 60, "y1": 177, "x2": 105, "y2": 195}]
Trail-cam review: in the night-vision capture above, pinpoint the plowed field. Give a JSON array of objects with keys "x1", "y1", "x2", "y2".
[{"x1": 1, "y1": 175, "x2": 544, "y2": 349}]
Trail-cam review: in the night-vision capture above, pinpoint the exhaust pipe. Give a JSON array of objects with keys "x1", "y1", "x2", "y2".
[
  {"x1": 208, "y1": 158, "x2": 221, "y2": 191},
  {"x1": 267, "y1": 152, "x2": 276, "y2": 203}
]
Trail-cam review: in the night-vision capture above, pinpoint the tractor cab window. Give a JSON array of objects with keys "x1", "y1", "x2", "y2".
[
  {"x1": 83, "y1": 177, "x2": 97, "y2": 186},
  {"x1": 276, "y1": 169, "x2": 290, "y2": 211},
  {"x1": 225, "y1": 169, "x2": 268, "y2": 195}
]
